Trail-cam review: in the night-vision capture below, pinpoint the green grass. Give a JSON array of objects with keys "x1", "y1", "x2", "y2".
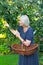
[
  {"x1": 0, "y1": 54, "x2": 19, "y2": 65},
  {"x1": 0, "y1": 52, "x2": 43, "y2": 65}
]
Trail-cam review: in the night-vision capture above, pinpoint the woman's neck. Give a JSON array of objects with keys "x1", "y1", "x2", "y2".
[{"x1": 23, "y1": 26, "x2": 30, "y2": 32}]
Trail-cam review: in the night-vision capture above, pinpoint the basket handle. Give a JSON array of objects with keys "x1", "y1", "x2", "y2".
[{"x1": 21, "y1": 44, "x2": 26, "y2": 49}]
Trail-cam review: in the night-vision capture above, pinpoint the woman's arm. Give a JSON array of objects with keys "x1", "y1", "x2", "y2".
[
  {"x1": 4, "y1": 22, "x2": 31, "y2": 46},
  {"x1": 9, "y1": 29, "x2": 31, "y2": 46},
  {"x1": 19, "y1": 36, "x2": 31, "y2": 46},
  {"x1": 10, "y1": 29, "x2": 24, "y2": 42},
  {"x1": 4, "y1": 22, "x2": 16, "y2": 35},
  {"x1": 10, "y1": 29, "x2": 17, "y2": 35}
]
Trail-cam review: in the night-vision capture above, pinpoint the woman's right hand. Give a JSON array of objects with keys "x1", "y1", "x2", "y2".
[{"x1": 4, "y1": 22, "x2": 9, "y2": 28}]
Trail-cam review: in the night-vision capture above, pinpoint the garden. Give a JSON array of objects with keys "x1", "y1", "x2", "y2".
[{"x1": 0, "y1": 0, "x2": 43, "y2": 65}]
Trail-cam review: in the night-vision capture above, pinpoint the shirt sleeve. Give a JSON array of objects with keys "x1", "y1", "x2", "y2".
[
  {"x1": 18, "y1": 26, "x2": 23, "y2": 32},
  {"x1": 18, "y1": 26, "x2": 21, "y2": 32},
  {"x1": 26, "y1": 28, "x2": 33, "y2": 41}
]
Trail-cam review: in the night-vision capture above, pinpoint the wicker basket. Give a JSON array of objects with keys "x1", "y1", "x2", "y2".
[{"x1": 11, "y1": 44, "x2": 38, "y2": 55}]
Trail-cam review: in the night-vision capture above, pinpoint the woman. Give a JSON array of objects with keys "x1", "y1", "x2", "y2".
[{"x1": 5, "y1": 15, "x2": 39, "y2": 65}]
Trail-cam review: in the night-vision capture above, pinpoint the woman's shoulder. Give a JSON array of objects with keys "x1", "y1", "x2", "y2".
[
  {"x1": 26, "y1": 27, "x2": 33, "y2": 35},
  {"x1": 28, "y1": 27, "x2": 33, "y2": 31}
]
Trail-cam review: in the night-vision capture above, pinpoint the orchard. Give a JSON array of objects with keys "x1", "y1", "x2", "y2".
[{"x1": 0, "y1": 0, "x2": 43, "y2": 54}]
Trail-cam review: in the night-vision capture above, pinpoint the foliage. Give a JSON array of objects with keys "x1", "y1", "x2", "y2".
[
  {"x1": 0, "y1": 54, "x2": 18, "y2": 65},
  {"x1": 0, "y1": 0, "x2": 43, "y2": 55}
]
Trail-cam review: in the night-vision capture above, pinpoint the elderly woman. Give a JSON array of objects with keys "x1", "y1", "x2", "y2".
[{"x1": 5, "y1": 15, "x2": 39, "y2": 65}]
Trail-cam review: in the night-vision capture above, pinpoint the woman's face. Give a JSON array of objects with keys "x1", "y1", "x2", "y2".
[{"x1": 19, "y1": 20, "x2": 24, "y2": 26}]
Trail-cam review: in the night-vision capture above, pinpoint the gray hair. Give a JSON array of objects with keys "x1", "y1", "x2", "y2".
[{"x1": 20, "y1": 15, "x2": 30, "y2": 26}]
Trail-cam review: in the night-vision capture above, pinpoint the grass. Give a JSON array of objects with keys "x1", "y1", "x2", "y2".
[
  {"x1": 0, "y1": 54, "x2": 19, "y2": 65},
  {"x1": 0, "y1": 52, "x2": 43, "y2": 65}
]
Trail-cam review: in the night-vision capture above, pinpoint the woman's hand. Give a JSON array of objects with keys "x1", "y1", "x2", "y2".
[
  {"x1": 23, "y1": 40, "x2": 31, "y2": 46},
  {"x1": 10, "y1": 29, "x2": 20, "y2": 38},
  {"x1": 4, "y1": 22, "x2": 20, "y2": 37},
  {"x1": 4, "y1": 22, "x2": 10, "y2": 28}
]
